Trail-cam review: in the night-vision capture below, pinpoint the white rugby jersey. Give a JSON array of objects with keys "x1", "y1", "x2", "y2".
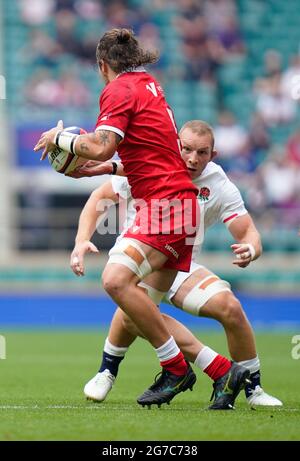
[{"x1": 111, "y1": 162, "x2": 248, "y2": 258}]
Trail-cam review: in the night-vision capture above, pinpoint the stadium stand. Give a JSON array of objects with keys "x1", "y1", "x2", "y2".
[{"x1": 1, "y1": 0, "x2": 300, "y2": 289}]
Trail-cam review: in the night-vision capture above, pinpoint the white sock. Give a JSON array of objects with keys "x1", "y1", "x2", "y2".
[
  {"x1": 155, "y1": 336, "x2": 180, "y2": 362},
  {"x1": 104, "y1": 338, "x2": 128, "y2": 357},
  {"x1": 194, "y1": 346, "x2": 218, "y2": 370},
  {"x1": 237, "y1": 356, "x2": 260, "y2": 374}
]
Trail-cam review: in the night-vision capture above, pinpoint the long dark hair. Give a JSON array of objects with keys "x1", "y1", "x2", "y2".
[{"x1": 96, "y1": 28, "x2": 159, "y2": 73}]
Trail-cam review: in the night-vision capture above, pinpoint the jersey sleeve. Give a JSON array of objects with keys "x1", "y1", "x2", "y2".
[
  {"x1": 95, "y1": 80, "x2": 135, "y2": 138},
  {"x1": 111, "y1": 176, "x2": 132, "y2": 199},
  {"x1": 218, "y1": 179, "x2": 248, "y2": 227}
]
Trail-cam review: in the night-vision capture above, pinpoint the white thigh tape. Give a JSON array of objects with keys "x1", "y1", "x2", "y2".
[
  {"x1": 182, "y1": 277, "x2": 231, "y2": 316},
  {"x1": 138, "y1": 282, "x2": 165, "y2": 305},
  {"x1": 108, "y1": 238, "x2": 152, "y2": 279}
]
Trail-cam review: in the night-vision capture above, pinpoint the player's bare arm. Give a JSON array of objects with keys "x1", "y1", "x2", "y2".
[
  {"x1": 71, "y1": 180, "x2": 119, "y2": 276},
  {"x1": 228, "y1": 213, "x2": 262, "y2": 267},
  {"x1": 34, "y1": 124, "x2": 122, "y2": 162},
  {"x1": 75, "y1": 130, "x2": 122, "y2": 161},
  {"x1": 68, "y1": 159, "x2": 126, "y2": 179}
]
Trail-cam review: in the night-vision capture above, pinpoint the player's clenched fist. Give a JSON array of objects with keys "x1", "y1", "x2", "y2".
[{"x1": 67, "y1": 160, "x2": 115, "y2": 178}]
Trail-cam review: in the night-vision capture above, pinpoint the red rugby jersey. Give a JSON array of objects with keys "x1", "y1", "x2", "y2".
[{"x1": 95, "y1": 69, "x2": 198, "y2": 201}]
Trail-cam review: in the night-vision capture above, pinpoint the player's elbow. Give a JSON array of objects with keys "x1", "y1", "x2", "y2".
[
  {"x1": 93, "y1": 150, "x2": 113, "y2": 162},
  {"x1": 90, "y1": 189, "x2": 105, "y2": 204},
  {"x1": 92, "y1": 144, "x2": 114, "y2": 162},
  {"x1": 90, "y1": 185, "x2": 103, "y2": 196}
]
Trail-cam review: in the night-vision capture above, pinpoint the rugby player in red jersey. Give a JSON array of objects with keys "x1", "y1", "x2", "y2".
[{"x1": 34, "y1": 28, "x2": 250, "y2": 407}]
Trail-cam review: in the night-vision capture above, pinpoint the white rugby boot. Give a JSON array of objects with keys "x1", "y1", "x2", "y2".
[
  {"x1": 84, "y1": 369, "x2": 115, "y2": 402},
  {"x1": 247, "y1": 385, "x2": 283, "y2": 406}
]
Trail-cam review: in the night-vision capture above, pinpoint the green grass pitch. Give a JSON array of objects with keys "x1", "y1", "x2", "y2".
[{"x1": 0, "y1": 331, "x2": 299, "y2": 441}]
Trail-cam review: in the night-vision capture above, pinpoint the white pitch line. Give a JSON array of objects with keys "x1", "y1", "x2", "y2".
[
  {"x1": 0, "y1": 405, "x2": 105, "y2": 410},
  {"x1": 0, "y1": 405, "x2": 299, "y2": 412}
]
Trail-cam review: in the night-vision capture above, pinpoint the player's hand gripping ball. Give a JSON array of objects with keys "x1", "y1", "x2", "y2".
[{"x1": 48, "y1": 126, "x2": 87, "y2": 175}]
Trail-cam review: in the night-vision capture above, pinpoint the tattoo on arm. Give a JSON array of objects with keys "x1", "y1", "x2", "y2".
[
  {"x1": 97, "y1": 130, "x2": 110, "y2": 146},
  {"x1": 77, "y1": 130, "x2": 122, "y2": 157},
  {"x1": 80, "y1": 142, "x2": 89, "y2": 153},
  {"x1": 95, "y1": 130, "x2": 122, "y2": 146}
]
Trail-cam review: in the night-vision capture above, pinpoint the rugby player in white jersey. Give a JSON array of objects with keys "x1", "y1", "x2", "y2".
[{"x1": 71, "y1": 120, "x2": 282, "y2": 407}]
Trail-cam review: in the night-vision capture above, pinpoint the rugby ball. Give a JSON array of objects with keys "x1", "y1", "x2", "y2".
[{"x1": 48, "y1": 126, "x2": 87, "y2": 175}]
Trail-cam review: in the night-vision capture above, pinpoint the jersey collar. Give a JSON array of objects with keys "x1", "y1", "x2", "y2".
[{"x1": 116, "y1": 66, "x2": 146, "y2": 78}]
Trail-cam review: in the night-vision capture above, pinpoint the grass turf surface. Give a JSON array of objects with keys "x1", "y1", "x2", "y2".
[{"x1": 0, "y1": 331, "x2": 299, "y2": 441}]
